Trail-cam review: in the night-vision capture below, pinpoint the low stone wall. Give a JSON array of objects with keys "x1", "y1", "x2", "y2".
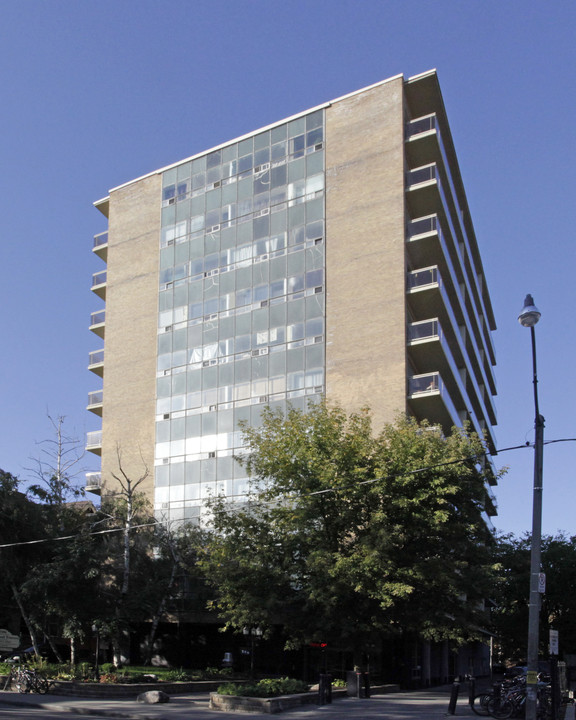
[
  {"x1": 210, "y1": 688, "x2": 348, "y2": 714},
  {"x1": 209, "y1": 684, "x2": 400, "y2": 714},
  {"x1": 52, "y1": 679, "x2": 223, "y2": 697},
  {"x1": 0, "y1": 676, "x2": 221, "y2": 697}
]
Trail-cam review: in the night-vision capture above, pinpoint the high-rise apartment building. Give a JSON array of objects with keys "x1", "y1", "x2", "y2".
[{"x1": 86, "y1": 70, "x2": 498, "y2": 525}]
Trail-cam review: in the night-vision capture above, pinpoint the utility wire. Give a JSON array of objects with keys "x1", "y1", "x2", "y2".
[
  {"x1": 1, "y1": 438, "x2": 575, "y2": 549},
  {"x1": 0, "y1": 522, "x2": 159, "y2": 550}
]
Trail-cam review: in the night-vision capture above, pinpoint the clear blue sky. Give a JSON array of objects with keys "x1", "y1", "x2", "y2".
[{"x1": 1, "y1": 0, "x2": 574, "y2": 537}]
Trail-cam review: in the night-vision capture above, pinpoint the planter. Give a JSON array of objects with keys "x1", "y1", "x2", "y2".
[
  {"x1": 210, "y1": 688, "x2": 348, "y2": 714},
  {"x1": 51, "y1": 679, "x2": 223, "y2": 697},
  {"x1": 0, "y1": 676, "x2": 221, "y2": 697}
]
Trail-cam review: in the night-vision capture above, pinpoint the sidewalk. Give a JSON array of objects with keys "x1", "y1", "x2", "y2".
[{"x1": 0, "y1": 685, "x2": 478, "y2": 719}]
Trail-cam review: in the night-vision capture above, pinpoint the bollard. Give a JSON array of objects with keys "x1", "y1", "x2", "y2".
[
  {"x1": 468, "y1": 676, "x2": 476, "y2": 705},
  {"x1": 318, "y1": 674, "x2": 332, "y2": 705},
  {"x1": 448, "y1": 679, "x2": 460, "y2": 715},
  {"x1": 363, "y1": 672, "x2": 370, "y2": 698}
]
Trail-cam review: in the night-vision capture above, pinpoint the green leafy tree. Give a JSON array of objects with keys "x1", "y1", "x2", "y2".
[
  {"x1": 14, "y1": 416, "x2": 94, "y2": 662},
  {"x1": 0, "y1": 469, "x2": 51, "y2": 656},
  {"x1": 201, "y1": 403, "x2": 501, "y2": 659},
  {"x1": 493, "y1": 532, "x2": 576, "y2": 662},
  {"x1": 141, "y1": 521, "x2": 209, "y2": 665},
  {"x1": 18, "y1": 504, "x2": 109, "y2": 663},
  {"x1": 97, "y1": 449, "x2": 162, "y2": 665},
  {"x1": 0, "y1": 464, "x2": 107, "y2": 663}
]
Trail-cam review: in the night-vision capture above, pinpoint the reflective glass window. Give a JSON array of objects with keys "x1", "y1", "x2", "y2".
[{"x1": 157, "y1": 111, "x2": 325, "y2": 520}]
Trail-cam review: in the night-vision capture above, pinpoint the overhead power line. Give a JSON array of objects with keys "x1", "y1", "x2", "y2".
[
  {"x1": 0, "y1": 522, "x2": 159, "y2": 550},
  {"x1": 1, "y1": 438, "x2": 575, "y2": 549}
]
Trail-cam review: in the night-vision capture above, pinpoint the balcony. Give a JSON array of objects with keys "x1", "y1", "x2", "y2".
[
  {"x1": 407, "y1": 265, "x2": 438, "y2": 292},
  {"x1": 405, "y1": 163, "x2": 443, "y2": 221},
  {"x1": 86, "y1": 430, "x2": 102, "y2": 455},
  {"x1": 408, "y1": 371, "x2": 461, "y2": 431},
  {"x1": 90, "y1": 310, "x2": 105, "y2": 338},
  {"x1": 405, "y1": 113, "x2": 441, "y2": 168},
  {"x1": 85, "y1": 471, "x2": 102, "y2": 496},
  {"x1": 406, "y1": 168, "x2": 497, "y2": 372},
  {"x1": 408, "y1": 318, "x2": 495, "y2": 448},
  {"x1": 93, "y1": 231, "x2": 108, "y2": 261},
  {"x1": 407, "y1": 216, "x2": 497, "y2": 401},
  {"x1": 87, "y1": 390, "x2": 103, "y2": 416},
  {"x1": 406, "y1": 118, "x2": 497, "y2": 360},
  {"x1": 407, "y1": 318, "x2": 477, "y2": 428},
  {"x1": 88, "y1": 349, "x2": 104, "y2": 377},
  {"x1": 407, "y1": 267, "x2": 497, "y2": 432},
  {"x1": 91, "y1": 270, "x2": 107, "y2": 300},
  {"x1": 407, "y1": 113, "x2": 437, "y2": 139},
  {"x1": 94, "y1": 196, "x2": 109, "y2": 218}
]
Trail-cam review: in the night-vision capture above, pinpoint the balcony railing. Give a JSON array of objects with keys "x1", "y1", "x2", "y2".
[
  {"x1": 93, "y1": 232, "x2": 108, "y2": 249},
  {"x1": 407, "y1": 116, "x2": 495, "y2": 361},
  {"x1": 407, "y1": 165, "x2": 496, "y2": 370},
  {"x1": 406, "y1": 113, "x2": 437, "y2": 139},
  {"x1": 85, "y1": 471, "x2": 102, "y2": 495},
  {"x1": 92, "y1": 270, "x2": 107, "y2": 287},
  {"x1": 93, "y1": 231, "x2": 108, "y2": 262},
  {"x1": 408, "y1": 318, "x2": 492, "y2": 442},
  {"x1": 88, "y1": 349, "x2": 104, "y2": 366},
  {"x1": 88, "y1": 349, "x2": 104, "y2": 378},
  {"x1": 409, "y1": 372, "x2": 440, "y2": 394},
  {"x1": 407, "y1": 163, "x2": 437, "y2": 188},
  {"x1": 91, "y1": 270, "x2": 107, "y2": 300},
  {"x1": 87, "y1": 390, "x2": 103, "y2": 406},
  {"x1": 408, "y1": 318, "x2": 441, "y2": 343},
  {"x1": 408, "y1": 371, "x2": 461, "y2": 430},
  {"x1": 407, "y1": 214, "x2": 497, "y2": 408},
  {"x1": 89, "y1": 311, "x2": 105, "y2": 339},
  {"x1": 86, "y1": 430, "x2": 102, "y2": 454},
  {"x1": 407, "y1": 214, "x2": 438, "y2": 239},
  {"x1": 90, "y1": 310, "x2": 105, "y2": 326},
  {"x1": 408, "y1": 266, "x2": 438, "y2": 291}
]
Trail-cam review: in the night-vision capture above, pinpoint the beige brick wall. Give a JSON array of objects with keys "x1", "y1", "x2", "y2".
[
  {"x1": 325, "y1": 77, "x2": 407, "y2": 432},
  {"x1": 100, "y1": 174, "x2": 161, "y2": 503}
]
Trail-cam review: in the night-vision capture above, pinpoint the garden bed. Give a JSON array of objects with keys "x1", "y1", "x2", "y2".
[
  {"x1": 0, "y1": 676, "x2": 222, "y2": 697},
  {"x1": 209, "y1": 683, "x2": 401, "y2": 713},
  {"x1": 210, "y1": 688, "x2": 348, "y2": 714}
]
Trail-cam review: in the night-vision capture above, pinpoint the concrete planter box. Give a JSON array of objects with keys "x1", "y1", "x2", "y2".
[
  {"x1": 0, "y1": 676, "x2": 221, "y2": 697},
  {"x1": 50, "y1": 679, "x2": 223, "y2": 697},
  {"x1": 210, "y1": 688, "x2": 348, "y2": 714}
]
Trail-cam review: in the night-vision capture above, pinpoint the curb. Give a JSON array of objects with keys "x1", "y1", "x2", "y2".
[{"x1": 0, "y1": 695, "x2": 162, "y2": 720}]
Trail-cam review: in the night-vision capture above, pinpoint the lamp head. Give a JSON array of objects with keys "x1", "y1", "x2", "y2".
[{"x1": 518, "y1": 294, "x2": 541, "y2": 328}]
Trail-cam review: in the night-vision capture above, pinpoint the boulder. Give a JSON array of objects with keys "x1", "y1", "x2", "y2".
[{"x1": 137, "y1": 690, "x2": 170, "y2": 704}]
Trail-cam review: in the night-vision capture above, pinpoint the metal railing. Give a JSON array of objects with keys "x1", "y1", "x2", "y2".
[{"x1": 93, "y1": 232, "x2": 108, "y2": 248}]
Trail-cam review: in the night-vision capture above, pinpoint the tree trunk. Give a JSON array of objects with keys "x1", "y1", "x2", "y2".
[
  {"x1": 143, "y1": 559, "x2": 179, "y2": 665},
  {"x1": 11, "y1": 583, "x2": 41, "y2": 658},
  {"x1": 45, "y1": 633, "x2": 64, "y2": 663}
]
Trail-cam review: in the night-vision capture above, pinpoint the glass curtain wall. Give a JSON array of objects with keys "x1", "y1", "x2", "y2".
[{"x1": 155, "y1": 110, "x2": 326, "y2": 522}]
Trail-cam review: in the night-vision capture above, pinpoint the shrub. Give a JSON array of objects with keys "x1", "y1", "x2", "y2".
[
  {"x1": 76, "y1": 662, "x2": 93, "y2": 680},
  {"x1": 217, "y1": 677, "x2": 309, "y2": 698},
  {"x1": 99, "y1": 673, "x2": 119, "y2": 684},
  {"x1": 164, "y1": 668, "x2": 191, "y2": 681}
]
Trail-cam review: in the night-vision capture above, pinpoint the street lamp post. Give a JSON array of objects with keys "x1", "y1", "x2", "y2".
[{"x1": 518, "y1": 294, "x2": 544, "y2": 720}]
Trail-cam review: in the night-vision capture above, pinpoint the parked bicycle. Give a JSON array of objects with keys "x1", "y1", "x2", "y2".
[
  {"x1": 4, "y1": 665, "x2": 50, "y2": 694},
  {"x1": 471, "y1": 673, "x2": 555, "y2": 719}
]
